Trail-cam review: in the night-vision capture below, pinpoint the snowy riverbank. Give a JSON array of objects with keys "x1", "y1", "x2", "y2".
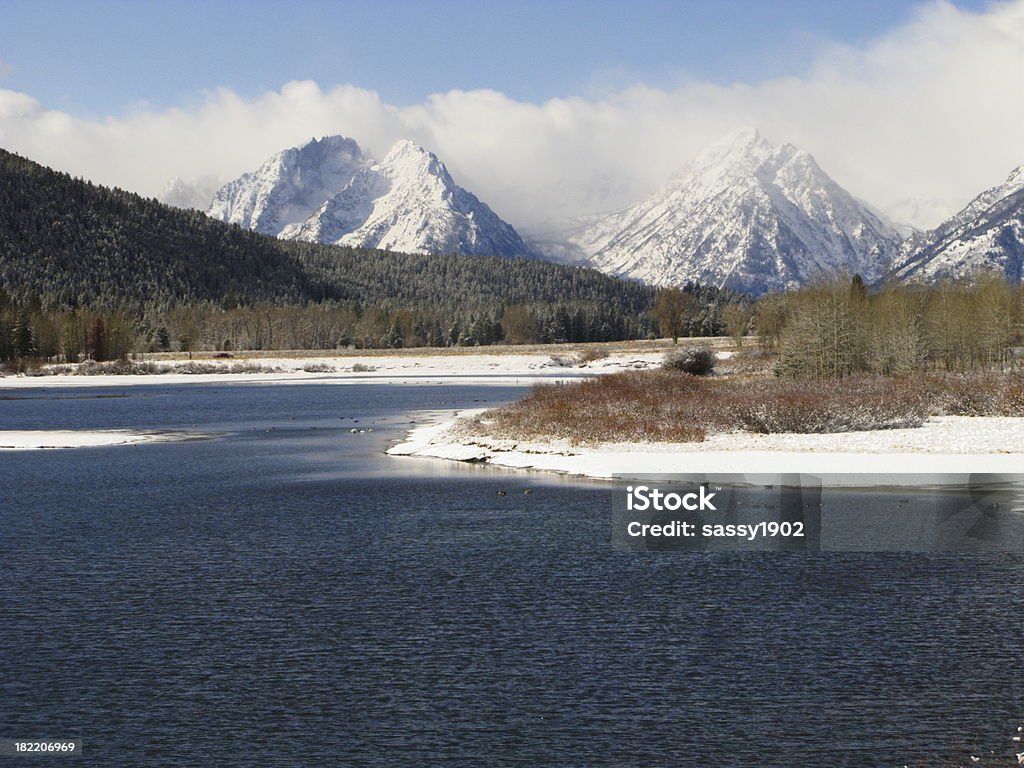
[
  {"x1": 0, "y1": 350, "x2": 664, "y2": 390},
  {"x1": 388, "y1": 410, "x2": 1024, "y2": 478}
]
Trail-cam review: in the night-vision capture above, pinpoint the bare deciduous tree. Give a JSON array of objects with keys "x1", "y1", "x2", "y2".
[{"x1": 654, "y1": 288, "x2": 697, "y2": 344}]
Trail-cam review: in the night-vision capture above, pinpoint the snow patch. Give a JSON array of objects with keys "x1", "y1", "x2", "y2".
[
  {"x1": 0, "y1": 430, "x2": 191, "y2": 450},
  {"x1": 390, "y1": 413, "x2": 1024, "y2": 479}
]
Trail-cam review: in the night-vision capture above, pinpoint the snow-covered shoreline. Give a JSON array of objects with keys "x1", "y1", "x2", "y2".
[
  {"x1": 0, "y1": 350, "x2": 663, "y2": 452},
  {"x1": 388, "y1": 410, "x2": 1024, "y2": 480},
  {"x1": 0, "y1": 351, "x2": 663, "y2": 390},
  {"x1": 0, "y1": 430, "x2": 196, "y2": 451}
]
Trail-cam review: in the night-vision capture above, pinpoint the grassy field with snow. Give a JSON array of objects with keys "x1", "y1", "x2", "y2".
[
  {"x1": 0, "y1": 339, "x2": 723, "y2": 389},
  {"x1": 0, "y1": 351, "x2": 656, "y2": 389},
  {"x1": 388, "y1": 346, "x2": 1024, "y2": 479},
  {"x1": 463, "y1": 367, "x2": 1024, "y2": 444}
]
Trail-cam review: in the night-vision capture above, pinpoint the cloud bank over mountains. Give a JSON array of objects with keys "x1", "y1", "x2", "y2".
[{"x1": 1, "y1": 0, "x2": 1023, "y2": 231}]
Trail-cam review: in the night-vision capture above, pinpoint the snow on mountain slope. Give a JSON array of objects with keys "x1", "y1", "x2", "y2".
[
  {"x1": 208, "y1": 135, "x2": 369, "y2": 237},
  {"x1": 292, "y1": 140, "x2": 531, "y2": 257},
  {"x1": 568, "y1": 128, "x2": 901, "y2": 295},
  {"x1": 893, "y1": 166, "x2": 1024, "y2": 282},
  {"x1": 207, "y1": 136, "x2": 531, "y2": 258}
]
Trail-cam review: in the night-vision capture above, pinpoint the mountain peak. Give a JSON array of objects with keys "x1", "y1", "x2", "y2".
[
  {"x1": 380, "y1": 139, "x2": 446, "y2": 177},
  {"x1": 208, "y1": 135, "x2": 531, "y2": 259},
  {"x1": 384, "y1": 138, "x2": 428, "y2": 158},
  {"x1": 893, "y1": 161, "x2": 1024, "y2": 283},
  {"x1": 293, "y1": 134, "x2": 366, "y2": 171},
  {"x1": 682, "y1": 127, "x2": 787, "y2": 183},
  {"x1": 378, "y1": 139, "x2": 438, "y2": 168},
  {"x1": 1003, "y1": 164, "x2": 1024, "y2": 189},
  {"x1": 207, "y1": 135, "x2": 371, "y2": 237},
  {"x1": 301, "y1": 134, "x2": 358, "y2": 150},
  {"x1": 567, "y1": 129, "x2": 901, "y2": 294}
]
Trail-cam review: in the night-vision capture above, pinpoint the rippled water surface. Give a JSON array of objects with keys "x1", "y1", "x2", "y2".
[{"x1": 1, "y1": 382, "x2": 1022, "y2": 766}]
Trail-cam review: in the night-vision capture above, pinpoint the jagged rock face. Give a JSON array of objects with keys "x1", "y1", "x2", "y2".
[
  {"x1": 208, "y1": 135, "x2": 367, "y2": 237},
  {"x1": 893, "y1": 166, "x2": 1024, "y2": 283},
  {"x1": 291, "y1": 140, "x2": 531, "y2": 257},
  {"x1": 207, "y1": 136, "x2": 531, "y2": 258},
  {"x1": 567, "y1": 128, "x2": 902, "y2": 295}
]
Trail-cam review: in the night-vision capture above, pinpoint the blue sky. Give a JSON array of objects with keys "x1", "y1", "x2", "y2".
[
  {"x1": 0, "y1": 0, "x2": 990, "y2": 116},
  {"x1": 1, "y1": 0, "x2": 1019, "y2": 231}
]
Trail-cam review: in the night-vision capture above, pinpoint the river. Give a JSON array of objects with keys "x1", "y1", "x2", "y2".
[{"x1": 1, "y1": 381, "x2": 1022, "y2": 766}]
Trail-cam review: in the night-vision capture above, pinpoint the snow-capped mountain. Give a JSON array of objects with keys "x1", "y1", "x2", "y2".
[
  {"x1": 207, "y1": 136, "x2": 531, "y2": 258},
  {"x1": 208, "y1": 135, "x2": 369, "y2": 237},
  {"x1": 563, "y1": 128, "x2": 902, "y2": 295},
  {"x1": 290, "y1": 140, "x2": 531, "y2": 257},
  {"x1": 892, "y1": 166, "x2": 1024, "y2": 283}
]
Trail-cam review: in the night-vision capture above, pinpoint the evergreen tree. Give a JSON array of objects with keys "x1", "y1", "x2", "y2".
[
  {"x1": 155, "y1": 325, "x2": 171, "y2": 352},
  {"x1": 87, "y1": 316, "x2": 107, "y2": 362},
  {"x1": 12, "y1": 311, "x2": 36, "y2": 358}
]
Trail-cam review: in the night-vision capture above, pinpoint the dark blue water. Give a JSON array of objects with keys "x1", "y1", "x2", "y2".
[{"x1": 1, "y1": 382, "x2": 1022, "y2": 767}]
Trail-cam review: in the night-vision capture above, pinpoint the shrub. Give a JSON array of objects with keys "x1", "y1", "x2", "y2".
[
  {"x1": 39, "y1": 364, "x2": 75, "y2": 375},
  {"x1": 469, "y1": 370, "x2": 940, "y2": 445},
  {"x1": 4, "y1": 357, "x2": 46, "y2": 375},
  {"x1": 19, "y1": 358, "x2": 50, "y2": 375},
  {"x1": 301, "y1": 362, "x2": 336, "y2": 373},
  {"x1": 10, "y1": 359, "x2": 291, "y2": 376},
  {"x1": 470, "y1": 371, "x2": 708, "y2": 444},
  {"x1": 206, "y1": 362, "x2": 283, "y2": 374},
  {"x1": 546, "y1": 355, "x2": 576, "y2": 368},
  {"x1": 76, "y1": 359, "x2": 162, "y2": 375},
  {"x1": 925, "y1": 372, "x2": 1024, "y2": 417},
  {"x1": 351, "y1": 363, "x2": 377, "y2": 373},
  {"x1": 576, "y1": 348, "x2": 610, "y2": 365},
  {"x1": 1001, "y1": 376, "x2": 1024, "y2": 416},
  {"x1": 663, "y1": 346, "x2": 716, "y2": 376},
  {"x1": 730, "y1": 382, "x2": 929, "y2": 433},
  {"x1": 714, "y1": 348, "x2": 776, "y2": 377}
]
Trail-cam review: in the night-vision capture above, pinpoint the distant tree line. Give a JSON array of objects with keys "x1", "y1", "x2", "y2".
[
  {"x1": 0, "y1": 282, "x2": 744, "y2": 363},
  {"x1": 653, "y1": 285, "x2": 754, "y2": 343},
  {"x1": 758, "y1": 273, "x2": 1024, "y2": 378}
]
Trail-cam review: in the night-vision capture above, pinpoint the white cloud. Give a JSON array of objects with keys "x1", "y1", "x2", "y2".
[{"x1": 2, "y1": 0, "x2": 1024, "y2": 230}]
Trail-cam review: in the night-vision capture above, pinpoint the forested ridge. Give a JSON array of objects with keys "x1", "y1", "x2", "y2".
[
  {"x1": 0, "y1": 148, "x2": 311, "y2": 308},
  {"x1": 290, "y1": 243, "x2": 656, "y2": 311},
  {"x1": 0, "y1": 147, "x2": 744, "y2": 359},
  {"x1": 0, "y1": 147, "x2": 658, "y2": 312}
]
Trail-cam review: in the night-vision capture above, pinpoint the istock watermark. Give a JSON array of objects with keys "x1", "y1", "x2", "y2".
[
  {"x1": 625, "y1": 484, "x2": 718, "y2": 512},
  {"x1": 612, "y1": 473, "x2": 1024, "y2": 553}
]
